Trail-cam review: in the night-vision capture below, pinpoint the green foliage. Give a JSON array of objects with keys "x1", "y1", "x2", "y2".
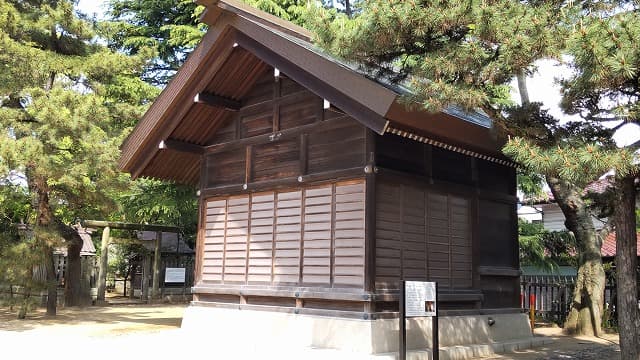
[
  {"x1": 518, "y1": 219, "x2": 576, "y2": 272},
  {"x1": 118, "y1": 178, "x2": 197, "y2": 247},
  {"x1": 0, "y1": 0, "x2": 160, "y2": 314},
  {"x1": 561, "y1": 3, "x2": 640, "y2": 122},
  {"x1": 517, "y1": 170, "x2": 545, "y2": 200},
  {"x1": 107, "y1": 238, "x2": 148, "y2": 280},
  {"x1": 304, "y1": 0, "x2": 564, "y2": 115},
  {"x1": 104, "y1": 0, "x2": 308, "y2": 85}
]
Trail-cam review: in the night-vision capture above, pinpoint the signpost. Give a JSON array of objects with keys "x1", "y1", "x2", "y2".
[{"x1": 399, "y1": 281, "x2": 438, "y2": 360}]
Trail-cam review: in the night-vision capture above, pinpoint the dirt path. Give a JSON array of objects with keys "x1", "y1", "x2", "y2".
[{"x1": 0, "y1": 303, "x2": 186, "y2": 336}]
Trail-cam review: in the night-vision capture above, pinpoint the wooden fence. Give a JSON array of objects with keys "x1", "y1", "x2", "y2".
[{"x1": 521, "y1": 274, "x2": 617, "y2": 326}]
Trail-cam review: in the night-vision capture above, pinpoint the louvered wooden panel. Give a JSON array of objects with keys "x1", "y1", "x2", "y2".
[
  {"x1": 449, "y1": 196, "x2": 472, "y2": 288},
  {"x1": 248, "y1": 192, "x2": 275, "y2": 283},
  {"x1": 402, "y1": 186, "x2": 427, "y2": 280},
  {"x1": 375, "y1": 181, "x2": 473, "y2": 290},
  {"x1": 427, "y1": 192, "x2": 451, "y2": 288},
  {"x1": 223, "y1": 196, "x2": 249, "y2": 283},
  {"x1": 202, "y1": 199, "x2": 227, "y2": 282},
  {"x1": 302, "y1": 185, "x2": 332, "y2": 285},
  {"x1": 333, "y1": 182, "x2": 365, "y2": 287},
  {"x1": 375, "y1": 183, "x2": 402, "y2": 287},
  {"x1": 274, "y1": 190, "x2": 302, "y2": 284}
]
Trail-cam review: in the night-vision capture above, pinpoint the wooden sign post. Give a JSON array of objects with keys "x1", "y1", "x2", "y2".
[{"x1": 399, "y1": 281, "x2": 439, "y2": 360}]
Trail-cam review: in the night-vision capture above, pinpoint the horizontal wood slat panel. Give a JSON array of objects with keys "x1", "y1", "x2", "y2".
[
  {"x1": 200, "y1": 180, "x2": 365, "y2": 289},
  {"x1": 333, "y1": 182, "x2": 365, "y2": 288}
]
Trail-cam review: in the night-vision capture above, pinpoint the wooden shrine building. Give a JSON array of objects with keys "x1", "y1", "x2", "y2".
[{"x1": 119, "y1": 0, "x2": 532, "y2": 356}]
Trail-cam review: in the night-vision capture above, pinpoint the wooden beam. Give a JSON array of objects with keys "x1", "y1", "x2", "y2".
[
  {"x1": 201, "y1": 167, "x2": 364, "y2": 198},
  {"x1": 159, "y1": 139, "x2": 205, "y2": 155},
  {"x1": 83, "y1": 220, "x2": 180, "y2": 232},
  {"x1": 205, "y1": 115, "x2": 349, "y2": 155},
  {"x1": 364, "y1": 129, "x2": 377, "y2": 293},
  {"x1": 194, "y1": 92, "x2": 242, "y2": 111}
]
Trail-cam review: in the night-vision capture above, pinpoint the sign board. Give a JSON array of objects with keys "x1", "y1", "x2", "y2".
[
  {"x1": 404, "y1": 281, "x2": 437, "y2": 317},
  {"x1": 164, "y1": 267, "x2": 186, "y2": 283}
]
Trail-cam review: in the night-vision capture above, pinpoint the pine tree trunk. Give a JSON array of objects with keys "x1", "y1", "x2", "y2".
[
  {"x1": 44, "y1": 245, "x2": 57, "y2": 316},
  {"x1": 64, "y1": 239, "x2": 82, "y2": 307},
  {"x1": 547, "y1": 176, "x2": 605, "y2": 336},
  {"x1": 29, "y1": 170, "x2": 58, "y2": 316},
  {"x1": 614, "y1": 175, "x2": 639, "y2": 360}
]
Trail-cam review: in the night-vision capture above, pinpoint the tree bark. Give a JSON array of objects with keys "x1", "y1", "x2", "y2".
[
  {"x1": 44, "y1": 245, "x2": 57, "y2": 316},
  {"x1": 614, "y1": 175, "x2": 639, "y2": 360},
  {"x1": 63, "y1": 230, "x2": 83, "y2": 307},
  {"x1": 547, "y1": 176, "x2": 605, "y2": 336},
  {"x1": 516, "y1": 70, "x2": 530, "y2": 105},
  {"x1": 29, "y1": 171, "x2": 58, "y2": 316}
]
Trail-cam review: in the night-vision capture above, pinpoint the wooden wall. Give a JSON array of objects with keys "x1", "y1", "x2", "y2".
[
  {"x1": 202, "y1": 71, "x2": 366, "y2": 191},
  {"x1": 375, "y1": 133, "x2": 520, "y2": 309},
  {"x1": 193, "y1": 66, "x2": 519, "y2": 312},
  {"x1": 375, "y1": 181, "x2": 472, "y2": 291},
  {"x1": 200, "y1": 180, "x2": 366, "y2": 288}
]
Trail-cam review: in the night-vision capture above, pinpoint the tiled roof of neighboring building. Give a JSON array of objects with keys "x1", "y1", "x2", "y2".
[
  {"x1": 601, "y1": 232, "x2": 640, "y2": 257},
  {"x1": 524, "y1": 176, "x2": 614, "y2": 204}
]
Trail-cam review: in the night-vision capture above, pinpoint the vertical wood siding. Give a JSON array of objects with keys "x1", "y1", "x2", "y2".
[
  {"x1": 375, "y1": 181, "x2": 472, "y2": 290},
  {"x1": 199, "y1": 180, "x2": 365, "y2": 288}
]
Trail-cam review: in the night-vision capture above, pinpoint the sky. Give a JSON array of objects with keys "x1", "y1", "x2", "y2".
[
  {"x1": 515, "y1": 59, "x2": 640, "y2": 147},
  {"x1": 74, "y1": 1, "x2": 640, "y2": 147},
  {"x1": 77, "y1": 0, "x2": 107, "y2": 19}
]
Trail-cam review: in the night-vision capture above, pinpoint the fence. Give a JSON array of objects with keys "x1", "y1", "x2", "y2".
[{"x1": 521, "y1": 274, "x2": 617, "y2": 327}]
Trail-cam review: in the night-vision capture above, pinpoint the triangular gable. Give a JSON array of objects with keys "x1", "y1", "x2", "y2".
[{"x1": 119, "y1": 1, "x2": 513, "y2": 184}]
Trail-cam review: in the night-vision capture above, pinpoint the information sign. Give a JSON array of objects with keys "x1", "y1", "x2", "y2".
[
  {"x1": 404, "y1": 281, "x2": 437, "y2": 317},
  {"x1": 164, "y1": 267, "x2": 186, "y2": 283}
]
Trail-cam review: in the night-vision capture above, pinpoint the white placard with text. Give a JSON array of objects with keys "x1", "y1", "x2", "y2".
[
  {"x1": 164, "y1": 267, "x2": 186, "y2": 283},
  {"x1": 404, "y1": 281, "x2": 437, "y2": 317}
]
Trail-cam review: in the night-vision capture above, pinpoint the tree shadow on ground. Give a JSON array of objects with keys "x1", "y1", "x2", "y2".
[{"x1": 0, "y1": 303, "x2": 185, "y2": 333}]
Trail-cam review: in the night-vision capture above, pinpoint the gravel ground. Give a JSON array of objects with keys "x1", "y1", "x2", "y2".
[
  {"x1": 0, "y1": 303, "x2": 622, "y2": 360},
  {"x1": 485, "y1": 327, "x2": 621, "y2": 360}
]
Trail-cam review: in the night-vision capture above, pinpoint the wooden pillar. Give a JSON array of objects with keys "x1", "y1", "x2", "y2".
[
  {"x1": 151, "y1": 231, "x2": 162, "y2": 300},
  {"x1": 96, "y1": 226, "x2": 110, "y2": 302}
]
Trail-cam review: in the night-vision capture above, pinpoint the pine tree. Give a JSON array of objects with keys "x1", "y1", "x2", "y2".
[
  {"x1": 558, "y1": 3, "x2": 640, "y2": 357},
  {"x1": 0, "y1": 0, "x2": 157, "y2": 314},
  {"x1": 105, "y1": 0, "x2": 308, "y2": 85},
  {"x1": 303, "y1": 0, "x2": 631, "y2": 339}
]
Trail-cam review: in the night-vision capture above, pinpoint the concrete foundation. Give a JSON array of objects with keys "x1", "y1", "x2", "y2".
[{"x1": 181, "y1": 304, "x2": 538, "y2": 359}]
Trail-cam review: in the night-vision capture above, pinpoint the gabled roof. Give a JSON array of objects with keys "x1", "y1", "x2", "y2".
[{"x1": 119, "y1": 0, "x2": 514, "y2": 184}]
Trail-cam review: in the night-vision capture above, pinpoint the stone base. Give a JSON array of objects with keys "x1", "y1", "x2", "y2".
[{"x1": 181, "y1": 304, "x2": 539, "y2": 359}]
